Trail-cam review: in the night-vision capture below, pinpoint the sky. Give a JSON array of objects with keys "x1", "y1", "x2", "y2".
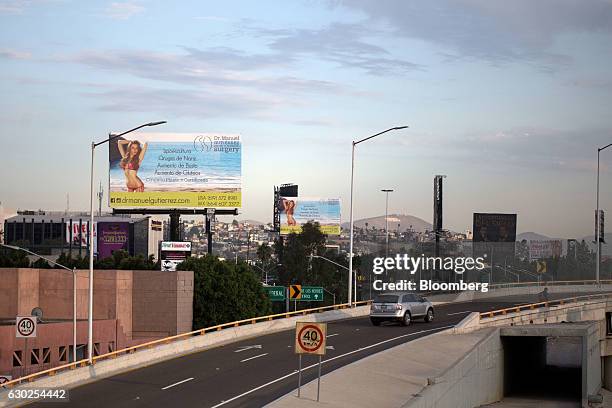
[{"x1": 1, "y1": 0, "x2": 612, "y2": 238}]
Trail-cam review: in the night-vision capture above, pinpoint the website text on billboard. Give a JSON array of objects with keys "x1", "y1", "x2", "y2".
[{"x1": 108, "y1": 133, "x2": 241, "y2": 209}]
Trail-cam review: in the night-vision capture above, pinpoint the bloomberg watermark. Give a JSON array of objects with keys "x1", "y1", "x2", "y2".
[{"x1": 372, "y1": 254, "x2": 489, "y2": 293}]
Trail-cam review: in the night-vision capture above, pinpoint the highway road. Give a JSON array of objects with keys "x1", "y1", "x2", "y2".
[{"x1": 33, "y1": 293, "x2": 587, "y2": 408}]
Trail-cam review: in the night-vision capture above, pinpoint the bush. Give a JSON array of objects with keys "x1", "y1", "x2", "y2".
[{"x1": 178, "y1": 256, "x2": 272, "y2": 329}]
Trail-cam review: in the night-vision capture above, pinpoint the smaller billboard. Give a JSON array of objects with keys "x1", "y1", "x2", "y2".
[
  {"x1": 97, "y1": 222, "x2": 129, "y2": 259},
  {"x1": 528, "y1": 240, "x2": 562, "y2": 261},
  {"x1": 160, "y1": 241, "x2": 192, "y2": 271},
  {"x1": 279, "y1": 197, "x2": 341, "y2": 235},
  {"x1": 65, "y1": 222, "x2": 97, "y2": 250}
]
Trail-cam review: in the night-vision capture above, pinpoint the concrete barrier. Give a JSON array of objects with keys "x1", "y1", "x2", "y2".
[
  {"x1": 403, "y1": 328, "x2": 503, "y2": 408},
  {"x1": 0, "y1": 306, "x2": 370, "y2": 407}
]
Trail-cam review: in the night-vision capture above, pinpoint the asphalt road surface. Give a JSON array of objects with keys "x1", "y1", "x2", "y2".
[{"x1": 30, "y1": 293, "x2": 594, "y2": 408}]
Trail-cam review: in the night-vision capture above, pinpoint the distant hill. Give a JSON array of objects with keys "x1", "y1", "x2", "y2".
[
  {"x1": 516, "y1": 232, "x2": 551, "y2": 241},
  {"x1": 341, "y1": 214, "x2": 432, "y2": 233}
]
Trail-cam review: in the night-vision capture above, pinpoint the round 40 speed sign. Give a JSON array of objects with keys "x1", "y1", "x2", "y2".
[
  {"x1": 16, "y1": 316, "x2": 37, "y2": 338},
  {"x1": 295, "y1": 322, "x2": 327, "y2": 355}
]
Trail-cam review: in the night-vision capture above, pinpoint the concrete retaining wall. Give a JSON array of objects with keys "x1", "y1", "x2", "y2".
[
  {"x1": 402, "y1": 328, "x2": 503, "y2": 408},
  {"x1": 0, "y1": 306, "x2": 370, "y2": 407},
  {"x1": 425, "y1": 283, "x2": 612, "y2": 305}
]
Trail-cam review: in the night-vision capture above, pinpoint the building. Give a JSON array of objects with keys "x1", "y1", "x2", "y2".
[
  {"x1": 0, "y1": 267, "x2": 193, "y2": 378},
  {"x1": 3, "y1": 211, "x2": 165, "y2": 261}
]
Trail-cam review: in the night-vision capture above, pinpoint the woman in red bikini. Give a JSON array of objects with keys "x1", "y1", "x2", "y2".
[{"x1": 117, "y1": 140, "x2": 147, "y2": 192}]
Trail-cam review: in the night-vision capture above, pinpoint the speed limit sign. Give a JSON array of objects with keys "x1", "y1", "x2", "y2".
[
  {"x1": 295, "y1": 322, "x2": 327, "y2": 355},
  {"x1": 16, "y1": 316, "x2": 37, "y2": 338}
]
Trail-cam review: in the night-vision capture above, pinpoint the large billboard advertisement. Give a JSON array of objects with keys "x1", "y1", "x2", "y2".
[
  {"x1": 472, "y1": 213, "x2": 517, "y2": 260},
  {"x1": 472, "y1": 213, "x2": 517, "y2": 242},
  {"x1": 97, "y1": 222, "x2": 129, "y2": 259},
  {"x1": 109, "y1": 133, "x2": 241, "y2": 209},
  {"x1": 528, "y1": 240, "x2": 562, "y2": 261},
  {"x1": 279, "y1": 197, "x2": 341, "y2": 235}
]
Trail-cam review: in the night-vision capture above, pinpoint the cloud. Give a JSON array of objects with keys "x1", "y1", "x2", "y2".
[
  {"x1": 336, "y1": 0, "x2": 612, "y2": 70},
  {"x1": 245, "y1": 22, "x2": 422, "y2": 75},
  {"x1": 71, "y1": 47, "x2": 345, "y2": 94},
  {"x1": 443, "y1": 126, "x2": 612, "y2": 171},
  {"x1": 87, "y1": 86, "x2": 283, "y2": 118},
  {"x1": 0, "y1": 0, "x2": 54, "y2": 14},
  {"x1": 104, "y1": 1, "x2": 144, "y2": 20},
  {"x1": 0, "y1": 48, "x2": 31, "y2": 60}
]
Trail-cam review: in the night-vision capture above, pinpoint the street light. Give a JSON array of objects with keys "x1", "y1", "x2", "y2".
[
  {"x1": 89, "y1": 121, "x2": 165, "y2": 363},
  {"x1": 596, "y1": 143, "x2": 612, "y2": 285},
  {"x1": 381, "y1": 189, "x2": 394, "y2": 258},
  {"x1": 310, "y1": 254, "x2": 352, "y2": 303},
  {"x1": 251, "y1": 263, "x2": 282, "y2": 285},
  {"x1": 1, "y1": 244, "x2": 78, "y2": 364},
  {"x1": 348, "y1": 126, "x2": 408, "y2": 307}
]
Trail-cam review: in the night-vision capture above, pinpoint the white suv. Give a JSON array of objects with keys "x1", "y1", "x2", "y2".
[{"x1": 369, "y1": 292, "x2": 434, "y2": 326}]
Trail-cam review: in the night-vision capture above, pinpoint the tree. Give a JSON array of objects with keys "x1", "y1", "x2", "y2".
[
  {"x1": 256, "y1": 243, "x2": 273, "y2": 267},
  {"x1": 178, "y1": 256, "x2": 272, "y2": 329}
]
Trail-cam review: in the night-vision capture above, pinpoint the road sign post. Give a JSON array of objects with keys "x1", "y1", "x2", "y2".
[
  {"x1": 295, "y1": 322, "x2": 327, "y2": 401},
  {"x1": 16, "y1": 316, "x2": 36, "y2": 376}
]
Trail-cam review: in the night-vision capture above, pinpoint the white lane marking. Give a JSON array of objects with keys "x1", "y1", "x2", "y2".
[
  {"x1": 234, "y1": 345, "x2": 262, "y2": 353},
  {"x1": 240, "y1": 353, "x2": 268, "y2": 363},
  {"x1": 210, "y1": 325, "x2": 454, "y2": 408},
  {"x1": 326, "y1": 346, "x2": 335, "y2": 350},
  {"x1": 447, "y1": 311, "x2": 472, "y2": 316},
  {"x1": 161, "y1": 377, "x2": 194, "y2": 390},
  {"x1": 327, "y1": 333, "x2": 339, "y2": 338}
]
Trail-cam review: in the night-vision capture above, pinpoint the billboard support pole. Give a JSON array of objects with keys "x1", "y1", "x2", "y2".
[
  {"x1": 169, "y1": 213, "x2": 181, "y2": 241},
  {"x1": 206, "y1": 213, "x2": 213, "y2": 254}
]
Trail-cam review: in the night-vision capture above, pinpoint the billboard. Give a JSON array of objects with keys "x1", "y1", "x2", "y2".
[
  {"x1": 528, "y1": 240, "x2": 562, "y2": 261},
  {"x1": 109, "y1": 133, "x2": 241, "y2": 209},
  {"x1": 160, "y1": 241, "x2": 192, "y2": 271},
  {"x1": 97, "y1": 222, "x2": 129, "y2": 259},
  {"x1": 279, "y1": 197, "x2": 341, "y2": 235},
  {"x1": 65, "y1": 222, "x2": 97, "y2": 250},
  {"x1": 472, "y1": 213, "x2": 517, "y2": 242},
  {"x1": 472, "y1": 213, "x2": 517, "y2": 260}
]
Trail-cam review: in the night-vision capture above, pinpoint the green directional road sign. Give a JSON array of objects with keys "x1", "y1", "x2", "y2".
[
  {"x1": 264, "y1": 286, "x2": 286, "y2": 301},
  {"x1": 301, "y1": 286, "x2": 324, "y2": 301}
]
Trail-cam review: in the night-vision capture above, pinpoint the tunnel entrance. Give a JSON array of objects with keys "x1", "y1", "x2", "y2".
[{"x1": 502, "y1": 335, "x2": 582, "y2": 402}]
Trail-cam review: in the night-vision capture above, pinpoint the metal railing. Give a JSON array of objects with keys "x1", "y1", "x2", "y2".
[
  {"x1": 479, "y1": 292, "x2": 611, "y2": 319},
  {"x1": 0, "y1": 300, "x2": 372, "y2": 389}
]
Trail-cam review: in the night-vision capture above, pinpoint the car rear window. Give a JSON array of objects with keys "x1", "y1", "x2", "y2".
[{"x1": 373, "y1": 295, "x2": 399, "y2": 303}]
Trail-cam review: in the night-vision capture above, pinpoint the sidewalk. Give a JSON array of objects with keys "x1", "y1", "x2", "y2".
[{"x1": 266, "y1": 327, "x2": 495, "y2": 408}]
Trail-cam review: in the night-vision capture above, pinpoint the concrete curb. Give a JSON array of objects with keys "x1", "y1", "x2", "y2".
[{"x1": 0, "y1": 306, "x2": 370, "y2": 407}]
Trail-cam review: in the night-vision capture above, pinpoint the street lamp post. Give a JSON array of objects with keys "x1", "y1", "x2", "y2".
[
  {"x1": 381, "y1": 189, "x2": 394, "y2": 258},
  {"x1": 1, "y1": 244, "x2": 78, "y2": 363},
  {"x1": 348, "y1": 126, "x2": 408, "y2": 307},
  {"x1": 311, "y1": 254, "x2": 352, "y2": 302},
  {"x1": 252, "y1": 263, "x2": 282, "y2": 285},
  {"x1": 596, "y1": 143, "x2": 612, "y2": 285},
  {"x1": 89, "y1": 121, "x2": 165, "y2": 363}
]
